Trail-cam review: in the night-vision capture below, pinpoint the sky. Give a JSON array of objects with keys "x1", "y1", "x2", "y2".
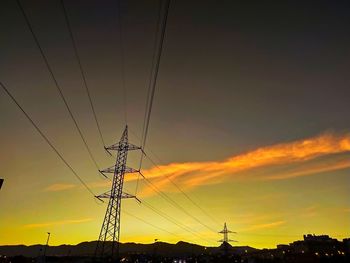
[{"x1": 0, "y1": 0, "x2": 350, "y2": 249}]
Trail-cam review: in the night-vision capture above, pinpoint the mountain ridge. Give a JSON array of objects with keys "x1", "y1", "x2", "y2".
[{"x1": 0, "y1": 241, "x2": 257, "y2": 257}]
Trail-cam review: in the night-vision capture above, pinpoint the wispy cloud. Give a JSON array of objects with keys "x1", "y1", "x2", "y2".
[
  {"x1": 300, "y1": 206, "x2": 318, "y2": 218},
  {"x1": 231, "y1": 213, "x2": 272, "y2": 225},
  {"x1": 262, "y1": 159, "x2": 350, "y2": 181},
  {"x1": 242, "y1": 220, "x2": 286, "y2": 231},
  {"x1": 138, "y1": 132, "x2": 350, "y2": 194},
  {"x1": 88, "y1": 180, "x2": 110, "y2": 188},
  {"x1": 45, "y1": 132, "x2": 350, "y2": 194},
  {"x1": 24, "y1": 218, "x2": 93, "y2": 228},
  {"x1": 44, "y1": 183, "x2": 77, "y2": 192}
]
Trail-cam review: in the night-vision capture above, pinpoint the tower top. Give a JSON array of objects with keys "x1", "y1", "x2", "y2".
[{"x1": 120, "y1": 125, "x2": 128, "y2": 141}]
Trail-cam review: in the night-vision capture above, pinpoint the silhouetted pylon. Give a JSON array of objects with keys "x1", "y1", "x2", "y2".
[
  {"x1": 95, "y1": 125, "x2": 141, "y2": 260},
  {"x1": 218, "y1": 222, "x2": 237, "y2": 244}
]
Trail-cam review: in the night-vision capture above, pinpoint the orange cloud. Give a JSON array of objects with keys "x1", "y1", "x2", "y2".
[
  {"x1": 139, "y1": 132, "x2": 350, "y2": 194},
  {"x1": 24, "y1": 218, "x2": 93, "y2": 228},
  {"x1": 45, "y1": 132, "x2": 350, "y2": 195}
]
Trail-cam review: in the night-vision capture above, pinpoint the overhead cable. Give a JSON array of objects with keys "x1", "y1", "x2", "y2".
[
  {"x1": 0, "y1": 81, "x2": 96, "y2": 198},
  {"x1": 60, "y1": 0, "x2": 107, "y2": 147},
  {"x1": 17, "y1": 0, "x2": 101, "y2": 171}
]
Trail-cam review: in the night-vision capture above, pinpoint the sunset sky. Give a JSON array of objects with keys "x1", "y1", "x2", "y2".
[{"x1": 1, "y1": 0, "x2": 350, "y2": 249}]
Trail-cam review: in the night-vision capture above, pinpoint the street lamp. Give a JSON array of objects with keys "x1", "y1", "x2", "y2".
[{"x1": 43, "y1": 232, "x2": 51, "y2": 263}]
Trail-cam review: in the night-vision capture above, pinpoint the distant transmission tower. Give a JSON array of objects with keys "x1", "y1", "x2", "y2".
[
  {"x1": 95, "y1": 125, "x2": 141, "y2": 260},
  {"x1": 218, "y1": 222, "x2": 236, "y2": 244}
]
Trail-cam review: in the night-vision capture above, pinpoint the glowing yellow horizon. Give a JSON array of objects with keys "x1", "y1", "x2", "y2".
[{"x1": 1, "y1": 131, "x2": 349, "y2": 249}]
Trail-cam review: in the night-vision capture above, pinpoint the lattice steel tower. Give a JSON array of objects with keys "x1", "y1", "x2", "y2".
[
  {"x1": 95, "y1": 125, "x2": 140, "y2": 260},
  {"x1": 219, "y1": 222, "x2": 236, "y2": 244}
]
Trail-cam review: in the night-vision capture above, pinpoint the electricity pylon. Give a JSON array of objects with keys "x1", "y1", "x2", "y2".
[
  {"x1": 218, "y1": 222, "x2": 236, "y2": 244},
  {"x1": 95, "y1": 125, "x2": 141, "y2": 260}
]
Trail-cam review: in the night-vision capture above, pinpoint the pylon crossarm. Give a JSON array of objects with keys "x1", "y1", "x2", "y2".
[
  {"x1": 95, "y1": 191, "x2": 138, "y2": 200},
  {"x1": 98, "y1": 169, "x2": 108, "y2": 178},
  {"x1": 104, "y1": 146, "x2": 113, "y2": 156},
  {"x1": 127, "y1": 143, "x2": 141, "y2": 151},
  {"x1": 99, "y1": 166, "x2": 115, "y2": 174},
  {"x1": 140, "y1": 148, "x2": 146, "y2": 156},
  {"x1": 134, "y1": 196, "x2": 141, "y2": 204},
  {"x1": 219, "y1": 230, "x2": 236, "y2": 234},
  {"x1": 138, "y1": 171, "x2": 146, "y2": 179},
  {"x1": 104, "y1": 142, "x2": 120, "y2": 151},
  {"x1": 96, "y1": 190, "x2": 112, "y2": 199},
  {"x1": 121, "y1": 192, "x2": 135, "y2": 198},
  {"x1": 122, "y1": 192, "x2": 141, "y2": 203},
  {"x1": 95, "y1": 195, "x2": 105, "y2": 203},
  {"x1": 125, "y1": 167, "x2": 139, "y2": 173},
  {"x1": 223, "y1": 230, "x2": 235, "y2": 233},
  {"x1": 104, "y1": 142, "x2": 141, "y2": 152},
  {"x1": 99, "y1": 166, "x2": 139, "y2": 176}
]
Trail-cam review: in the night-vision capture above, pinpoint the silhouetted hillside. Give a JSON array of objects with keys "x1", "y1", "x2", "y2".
[{"x1": 0, "y1": 241, "x2": 257, "y2": 257}]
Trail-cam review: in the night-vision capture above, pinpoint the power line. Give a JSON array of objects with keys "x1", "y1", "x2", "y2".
[
  {"x1": 0, "y1": 81, "x2": 96, "y2": 198},
  {"x1": 131, "y1": 127, "x2": 219, "y2": 234},
  {"x1": 238, "y1": 233, "x2": 303, "y2": 238},
  {"x1": 142, "y1": 0, "x2": 170, "y2": 149},
  {"x1": 139, "y1": 172, "x2": 218, "y2": 233},
  {"x1": 60, "y1": 0, "x2": 107, "y2": 147},
  {"x1": 141, "y1": 200, "x2": 211, "y2": 244},
  {"x1": 136, "y1": 0, "x2": 170, "y2": 196},
  {"x1": 129, "y1": 128, "x2": 222, "y2": 228},
  {"x1": 122, "y1": 0, "x2": 217, "y2": 237},
  {"x1": 140, "y1": 0, "x2": 163, "y2": 158},
  {"x1": 116, "y1": 0, "x2": 127, "y2": 124},
  {"x1": 133, "y1": 146, "x2": 219, "y2": 233},
  {"x1": 122, "y1": 209, "x2": 181, "y2": 238},
  {"x1": 144, "y1": 152, "x2": 222, "y2": 227},
  {"x1": 134, "y1": 0, "x2": 164, "y2": 195},
  {"x1": 140, "y1": 0, "x2": 170, "y2": 155},
  {"x1": 127, "y1": 130, "x2": 216, "y2": 242},
  {"x1": 16, "y1": 0, "x2": 101, "y2": 171}
]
